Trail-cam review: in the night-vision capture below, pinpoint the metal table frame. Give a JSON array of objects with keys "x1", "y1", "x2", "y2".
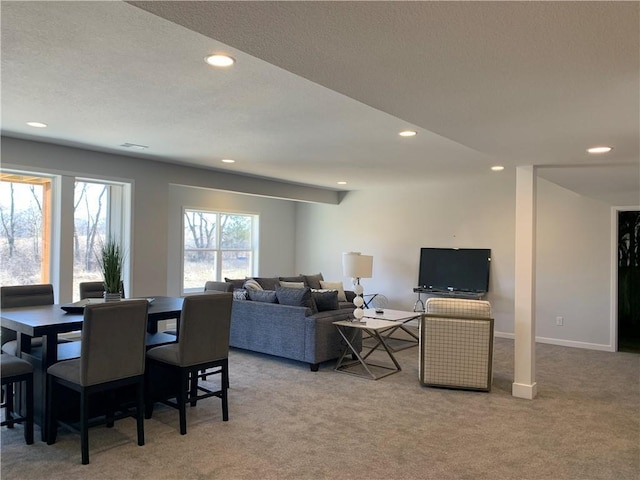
[{"x1": 333, "y1": 319, "x2": 403, "y2": 380}]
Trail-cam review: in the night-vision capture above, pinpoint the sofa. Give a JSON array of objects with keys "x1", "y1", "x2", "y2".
[{"x1": 204, "y1": 274, "x2": 360, "y2": 371}]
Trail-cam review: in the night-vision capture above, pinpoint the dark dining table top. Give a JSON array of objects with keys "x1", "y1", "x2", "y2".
[{"x1": 0, "y1": 296, "x2": 184, "y2": 337}]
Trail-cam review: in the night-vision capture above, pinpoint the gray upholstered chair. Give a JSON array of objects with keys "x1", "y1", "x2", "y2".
[
  {"x1": 145, "y1": 292, "x2": 233, "y2": 435},
  {"x1": 163, "y1": 281, "x2": 233, "y2": 338},
  {"x1": 46, "y1": 300, "x2": 149, "y2": 464},
  {"x1": 0, "y1": 284, "x2": 68, "y2": 356},
  {"x1": 419, "y1": 297, "x2": 494, "y2": 392},
  {"x1": 78, "y1": 281, "x2": 105, "y2": 299},
  {"x1": 1, "y1": 353, "x2": 34, "y2": 444},
  {"x1": 79, "y1": 280, "x2": 125, "y2": 299},
  {"x1": 204, "y1": 281, "x2": 234, "y2": 293}
]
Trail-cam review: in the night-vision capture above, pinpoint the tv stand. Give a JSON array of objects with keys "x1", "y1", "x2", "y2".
[{"x1": 412, "y1": 287, "x2": 486, "y2": 312}]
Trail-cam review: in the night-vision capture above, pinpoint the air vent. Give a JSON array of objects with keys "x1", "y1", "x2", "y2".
[{"x1": 120, "y1": 143, "x2": 148, "y2": 150}]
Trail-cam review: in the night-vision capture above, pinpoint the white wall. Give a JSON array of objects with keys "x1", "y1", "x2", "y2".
[
  {"x1": 295, "y1": 173, "x2": 615, "y2": 349},
  {"x1": 295, "y1": 173, "x2": 517, "y2": 334},
  {"x1": 535, "y1": 178, "x2": 612, "y2": 349}
]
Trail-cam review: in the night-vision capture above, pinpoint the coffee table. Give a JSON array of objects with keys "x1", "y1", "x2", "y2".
[
  {"x1": 333, "y1": 318, "x2": 403, "y2": 380},
  {"x1": 362, "y1": 309, "x2": 421, "y2": 351}
]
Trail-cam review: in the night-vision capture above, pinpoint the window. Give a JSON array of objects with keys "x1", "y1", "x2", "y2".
[
  {"x1": 0, "y1": 168, "x2": 131, "y2": 302},
  {"x1": 183, "y1": 209, "x2": 256, "y2": 293},
  {"x1": 0, "y1": 173, "x2": 52, "y2": 285}
]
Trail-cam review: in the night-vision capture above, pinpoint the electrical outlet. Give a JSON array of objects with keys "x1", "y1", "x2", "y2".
[{"x1": 556, "y1": 316, "x2": 564, "y2": 326}]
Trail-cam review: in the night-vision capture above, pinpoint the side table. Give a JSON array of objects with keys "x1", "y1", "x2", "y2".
[
  {"x1": 333, "y1": 319, "x2": 403, "y2": 380},
  {"x1": 362, "y1": 309, "x2": 421, "y2": 351}
]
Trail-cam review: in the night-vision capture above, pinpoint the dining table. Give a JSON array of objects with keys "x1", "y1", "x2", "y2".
[{"x1": 0, "y1": 296, "x2": 183, "y2": 440}]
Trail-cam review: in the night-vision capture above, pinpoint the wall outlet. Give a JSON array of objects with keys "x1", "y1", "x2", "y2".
[{"x1": 556, "y1": 316, "x2": 564, "y2": 326}]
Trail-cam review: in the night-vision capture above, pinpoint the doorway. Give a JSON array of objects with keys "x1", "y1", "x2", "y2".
[{"x1": 618, "y1": 210, "x2": 640, "y2": 353}]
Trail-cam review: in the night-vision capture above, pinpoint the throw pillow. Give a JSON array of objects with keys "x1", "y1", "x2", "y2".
[
  {"x1": 279, "y1": 281, "x2": 305, "y2": 288},
  {"x1": 302, "y1": 273, "x2": 324, "y2": 290},
  {"x1": 319, "y1": 281, "x2": 347, "y2": 302},
  {"x1": 253, "y1": 277, "x2": 280, "y2": 290},
  {"x1": 247, "y1": 289, "x2": 278, "y2": 303},
  {"x1": 225, "y1": 277, "x2": 246, "y2": 289},
  {"x1": 275, "y1": 286, "x2": 318, "y2": 314},
  {"x1": 243, "y1": 278, "x2": 263, "y2": 290},
  {"x1": 279, "y1": 275, "x2": 306, "y2": 284},
  {"x1": 233, "y1": 288, "x2": 248, "y2": 300},
  {"x1": 312, "y1": 290, "x2": 339, "y2": 312}
]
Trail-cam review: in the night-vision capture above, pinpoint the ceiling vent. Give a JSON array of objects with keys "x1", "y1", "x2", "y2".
[{"x1": 120, "y1": 142, "x2": 148, "y2": 150}]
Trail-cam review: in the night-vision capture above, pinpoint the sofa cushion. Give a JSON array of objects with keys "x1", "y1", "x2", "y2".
[
  {"x1": 254, "y1": 277, "x2": 280, "y2": 290},
  {"x1": 312, "y1": 290, "x2": 339, "y2": 312},
  {"x1": 247, "y1": 289, "x2": 278, "y2": 303},
  {"x1": 225, "y1": 278, "x2": 246, "y2": 289},
  {"x1": 279, "y1": 281, "x2": 305, "y2": 288},
  {"x1": 276, "y1": 286, "x2": 318, "y2": 314},
  {"x1": 279, "y1": 275, "x2": 306, "y2": 284},
  {"x1": 233, "y1": 288, "x2": 249, "y2": 300},
  {"x1": 302, "y1": 273, "x2": 324, "y2": 290},
  {"x1": 243, "y1": 278, "x2": 263, "y2": 290},
  {"x1": 319, "y1": 281, "x2": 347, "y2": 302}
]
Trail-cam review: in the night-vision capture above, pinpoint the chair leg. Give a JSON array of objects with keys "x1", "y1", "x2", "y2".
[
  {"x1": 189, "y1": 370, "x2": 198, "y2": 407},
  {"x1": 178, "y1": 370, "x2": 188, "y2": 435},
  {"x1": 106, "y1": 390, "x2": 115, "y2": 428},
  {"x1": 80, "y1": 390, "x2": 90, "y2": 465},
  {"x1": 46, "y1": 376, "x2": 57, "y2": 445},
  {"x1": 5, "y1": 383, "x2": 14, "y2": 428},
  {"x1": 136, "y1": 380, "x2": 145, "y2": 447},
  {"x1": 25, "y1": 375, "x2": 34, "y2": 445},
  {"x1": 221, "y1": 362, "x2": 229, "y2": 422},
  {"x1": 144, "y1": 366, "x2": 154, "y2": 420}
]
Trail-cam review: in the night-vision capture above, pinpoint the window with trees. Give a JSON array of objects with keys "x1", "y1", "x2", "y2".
[
  {"x1": 183, "y1": 209, "x2": 256, "y2": 293},
  {"x1": 1, "y1": 169, "x2": 131, "y2": 302},
  {"x1": 0, "y1": 173, "x2": 52, "y2": 285}
]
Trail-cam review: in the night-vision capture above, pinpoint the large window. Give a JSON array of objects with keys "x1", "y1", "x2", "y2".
[
  {"x1": 0, "y1": 173, "x2": 52, "y2": 285},
  {"x1": 183, "y1": 209, "x2": 256, "y2": 293},
  {"x1": 0, "y1": 169, "x2": 131, "y2": 302}
]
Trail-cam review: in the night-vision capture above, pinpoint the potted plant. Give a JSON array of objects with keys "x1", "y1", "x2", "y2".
[{"x1": 97, "y1": 238, "x2": 124, "y2": 302}]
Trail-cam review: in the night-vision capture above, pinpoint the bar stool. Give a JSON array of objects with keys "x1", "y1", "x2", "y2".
[{"x1": 1, "y1": 353, "x2": 34, "y2": 444}]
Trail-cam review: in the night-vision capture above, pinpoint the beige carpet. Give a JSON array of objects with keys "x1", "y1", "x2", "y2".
[{"x1": 1, "y1": 335, "x2": 639, "y2": 480}]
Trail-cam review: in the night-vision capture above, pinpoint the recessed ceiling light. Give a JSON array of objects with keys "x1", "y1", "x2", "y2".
[
  {"x1": 398, "y1": 130, "x2": 417, "y2": 137},
  {"x1": 587, "y1": 146, "x2": 613, "y2": 154},
  {"x1": 337, "y1": 181, "x2": 347, "y2": 185},
  {"x1": 26, "y1": 121, "x2": 47, "y2": 128},
  {"x1": 491, "y1": 165, "x2": 505, "y2": 172},
  {"x1": 205, "y1": 54, "x2": 235, "y2": 67},
  {"x1": 221, "y1": 159, "x2": 235, "y2": 163}
]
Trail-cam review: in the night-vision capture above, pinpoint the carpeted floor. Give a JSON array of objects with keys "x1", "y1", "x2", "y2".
[{"x1": 1, "y1": 335, "x2": 639, "y2": 480}]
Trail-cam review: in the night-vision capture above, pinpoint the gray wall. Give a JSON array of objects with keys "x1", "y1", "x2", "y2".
[{"x1": 2, "y1": 137, "x2": 616, "y2": 349}]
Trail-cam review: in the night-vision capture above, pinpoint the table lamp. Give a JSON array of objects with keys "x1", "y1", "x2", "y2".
[{"x1": 342, "y1": 251, "x2": 373, "y2": 322}]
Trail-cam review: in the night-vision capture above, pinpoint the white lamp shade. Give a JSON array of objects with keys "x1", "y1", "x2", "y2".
[{"x1": 342, "y1": 252, "x2": 373, "y2": 278}]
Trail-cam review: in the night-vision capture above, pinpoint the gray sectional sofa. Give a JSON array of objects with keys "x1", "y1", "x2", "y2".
[{"x1": 204, "y1": 275, "x2": 360, "y2": 371}]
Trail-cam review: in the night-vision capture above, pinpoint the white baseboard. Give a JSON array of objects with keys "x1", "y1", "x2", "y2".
[{"x1": 494, "y1": 331, "x2": 614, "y2": 352}]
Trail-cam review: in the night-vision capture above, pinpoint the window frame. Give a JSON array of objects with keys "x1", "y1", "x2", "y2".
[{"x1": 181, "y1": 207, "x2": 258, "y2": 294}]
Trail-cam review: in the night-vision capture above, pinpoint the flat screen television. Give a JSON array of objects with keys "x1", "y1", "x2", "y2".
[{"x1": 418, "y1": 248, "x2": 491, "y2": 293}]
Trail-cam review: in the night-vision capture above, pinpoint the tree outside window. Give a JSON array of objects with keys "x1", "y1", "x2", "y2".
[{"x1": 183, "y1": 209, "x2": 255, "y2": 292}]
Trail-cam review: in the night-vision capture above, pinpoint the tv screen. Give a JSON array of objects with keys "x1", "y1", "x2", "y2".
[{"x1": 418, "y1": 248, "x2": 491, "y2": 293}]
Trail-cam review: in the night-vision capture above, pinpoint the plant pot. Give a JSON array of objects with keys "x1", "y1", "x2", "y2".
[{"x1": 104, "y1": 292, "x2": 122, "y2": 302}]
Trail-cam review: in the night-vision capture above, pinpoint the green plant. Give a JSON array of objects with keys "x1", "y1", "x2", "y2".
[{"x1": 97, "y1": 238, "x2": 124, "y2": 294}]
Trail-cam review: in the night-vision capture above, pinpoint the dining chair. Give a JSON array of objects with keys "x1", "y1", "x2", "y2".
[
  {"x1": 46, "y1": 300, "x2": 149, "y2": 465},
  {"x1": 79, "y1": 280, "x2": 125, "y2": 300},
  {"x1": 145, "y1": 292, "x2": 233, "y2": 435},
  {"x1": 1, "y1": 353, "x2": 34, "y2": 444},
  {"x1": 1, "y1": 284, "x2": 68, "y2": 356}
]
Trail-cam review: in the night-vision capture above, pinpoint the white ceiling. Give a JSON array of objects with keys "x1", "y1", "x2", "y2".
[{"x1": 1, "y1": 1, "x2": 638, "y2": 205}]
